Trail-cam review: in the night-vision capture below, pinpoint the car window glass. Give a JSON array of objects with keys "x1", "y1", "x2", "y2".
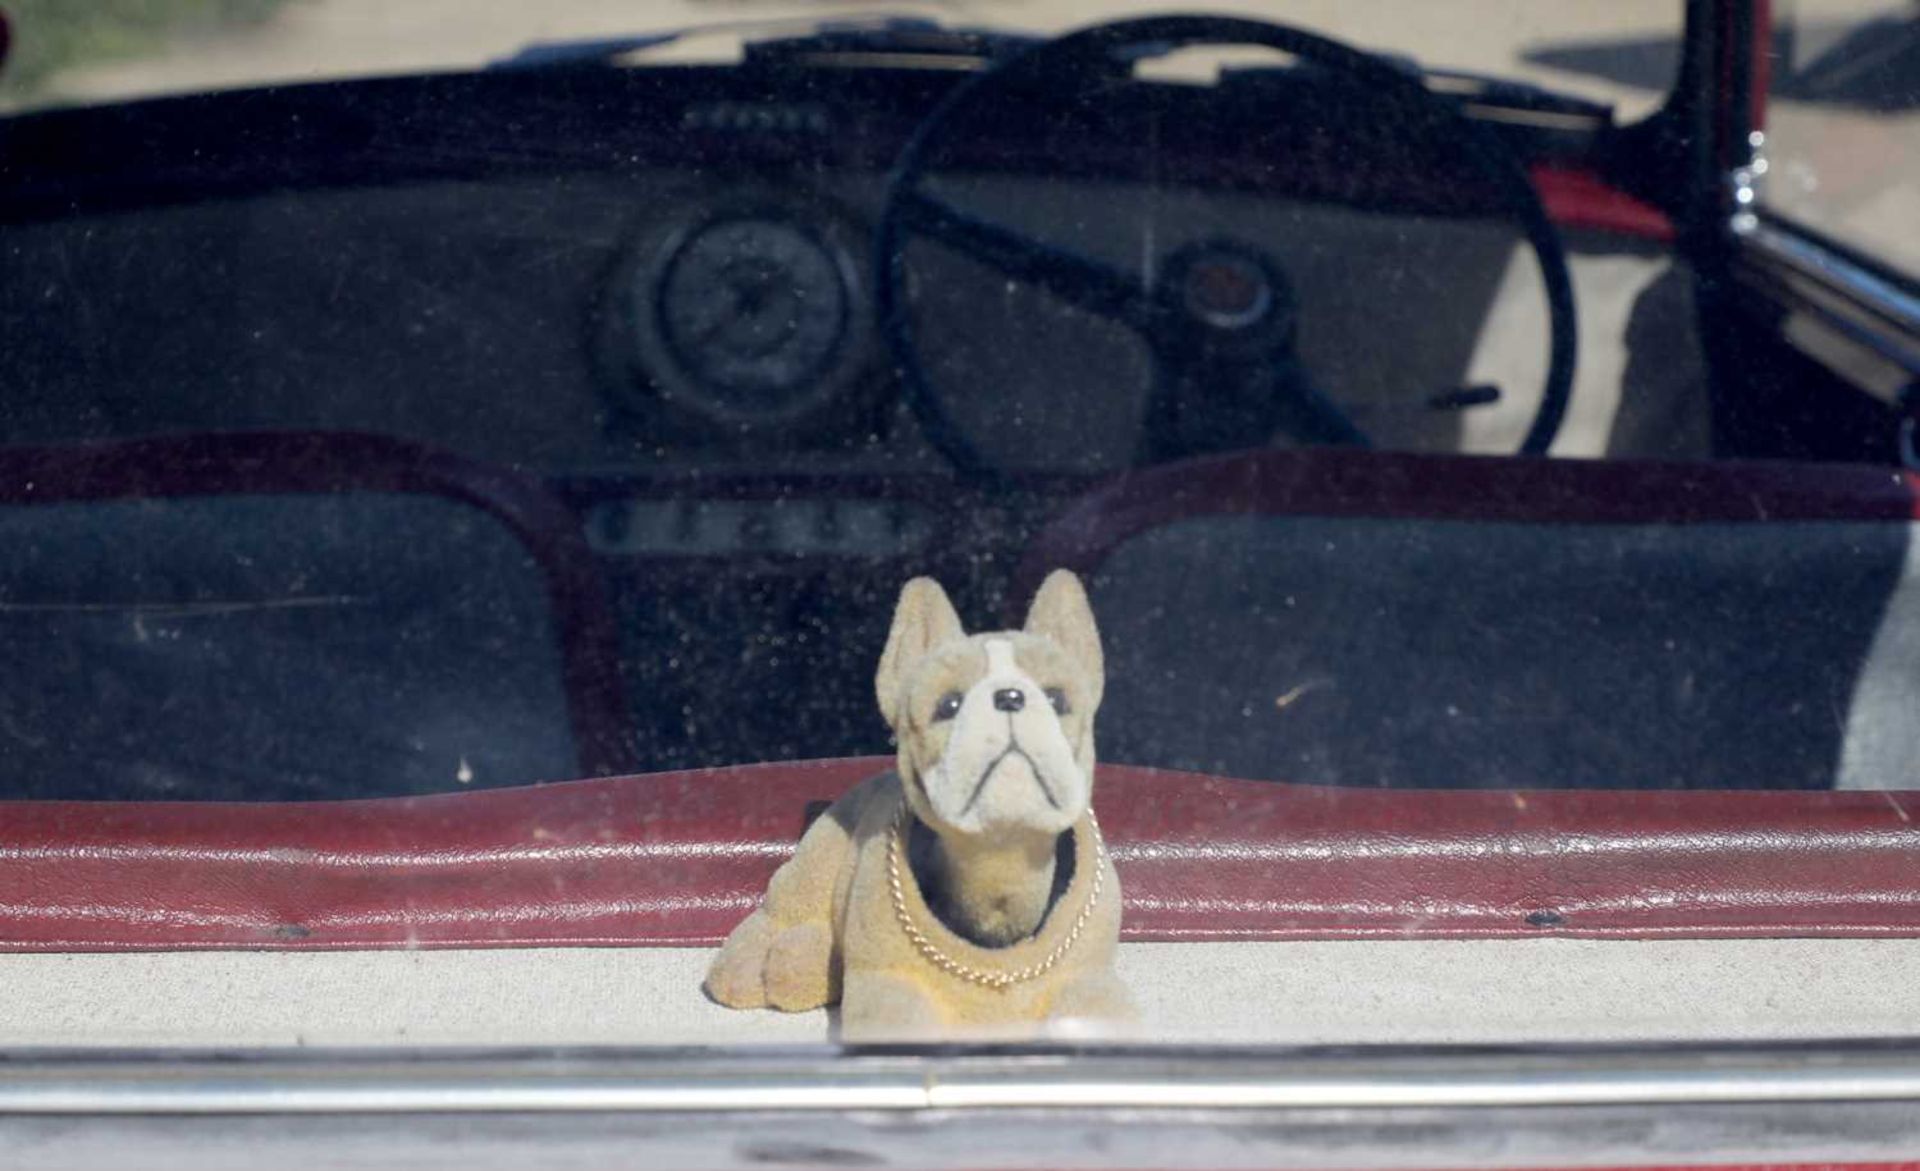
[
  {"x1": 6, "y1": 1, "x2": 1920, "y2": 1069},
  {"x1": 0, "y1": 2, "x2": 1682, "y2": 116},
  {"x1": 1758, "y1": 0, "x2": 1920, "y2": 277}
]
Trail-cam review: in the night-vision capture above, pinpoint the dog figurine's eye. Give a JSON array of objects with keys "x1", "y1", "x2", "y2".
[
  {"x1": 1045, "y1": 687, "x2": 1071, "y2": 716},
  {"x1": 932, "y1": 691, "x2": 963, "y2": 722}
]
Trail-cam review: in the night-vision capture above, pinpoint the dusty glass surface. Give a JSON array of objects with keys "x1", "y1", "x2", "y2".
[
  {"x1": 1758, "y1": 0, "x2": 1920, "y2": 276},
  {"x1": 0, "y1": 1, "x2": 1680, "y2": 115},
  {"x1": 1, "y1": 0, "x2": 1917, "y2": 1059}
]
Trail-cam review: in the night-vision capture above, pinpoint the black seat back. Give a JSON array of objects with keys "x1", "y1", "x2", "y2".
[
  {"x1": 1023, "y1": 451, "x2": 1920, "y2": 789},
  {"x1": 0, "y1": 433, "x2": 631, "y2": 800}
]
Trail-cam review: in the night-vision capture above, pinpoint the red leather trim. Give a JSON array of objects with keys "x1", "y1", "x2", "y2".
[
  {"x1": 4, "y1": 758, "x2": 1919, "y2": 952},
  {"x1": 1016, "y1": 449, "x2": 1920, "y2": 612},
  {"x1": 0, "y1": 431, "x2": 636, "y2": 777},
  {"x1": 1530, "y1": 165, "x2": 1675, "y2": 241}
]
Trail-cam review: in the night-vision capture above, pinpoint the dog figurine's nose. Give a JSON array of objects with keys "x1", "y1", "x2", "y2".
[{"x1": 992, "y1": 687, "x2": 1026, "y2": 713}]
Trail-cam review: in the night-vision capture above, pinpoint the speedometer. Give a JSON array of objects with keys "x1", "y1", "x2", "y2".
[
  {"x1": 657, "y1": 218, "x2": 849, "y2": 406},
  {"x1": 599, "y1": 189, "x2": 880, "y2": 447}
]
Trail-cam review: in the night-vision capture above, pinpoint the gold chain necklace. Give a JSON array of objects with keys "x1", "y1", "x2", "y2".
[{"x1": 886, "y1": 800, "x2": 1106, "y2": 990}]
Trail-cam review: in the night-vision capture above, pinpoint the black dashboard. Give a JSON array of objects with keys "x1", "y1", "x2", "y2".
[{"x1": 0, "y1": 48, "x2": 1621, "y2": 475}]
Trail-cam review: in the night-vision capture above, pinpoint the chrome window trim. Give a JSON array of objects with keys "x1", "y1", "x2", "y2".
[
  {"x1": 1734, "y1": 214, "x2": 1920, "y2": 402},
  {"x1": 7, "y1": 1044, "x2": 1920, "y2": 1115}
]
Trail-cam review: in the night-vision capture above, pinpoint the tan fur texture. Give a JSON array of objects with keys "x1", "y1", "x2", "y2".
[{"x1": 704, "y1": 571, "x2": 1132, "y2": 1041}]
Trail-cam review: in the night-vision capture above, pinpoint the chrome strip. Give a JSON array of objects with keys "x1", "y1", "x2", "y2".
[
  {"x1": 7, "y1": 1049, "x2": 1920, "y2": 1114},
  {"x1": 1459, "y1": 104, "x2": 1604, "y2": 131},
  {"x1": 1739, "y1": 217, "x2": 1920, "y2": 341}
]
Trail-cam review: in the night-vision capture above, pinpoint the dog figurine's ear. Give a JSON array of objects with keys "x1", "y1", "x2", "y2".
[
  {"x1": 876, "y1": 576, "x2": 966, "y2": 727},
  {"x1": 1026, "y1": 569, "x2": 1104, "y2": 712}
]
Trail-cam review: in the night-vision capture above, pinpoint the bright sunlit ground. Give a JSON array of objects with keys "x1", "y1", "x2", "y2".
[{"x1": 1, "y1": 1, "x2": 1681, "y2": 114}]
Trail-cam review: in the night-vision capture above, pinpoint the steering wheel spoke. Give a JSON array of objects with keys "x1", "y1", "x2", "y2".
[
  {"x1": 1144, "y1": 348, "x2": 1372, "y2": 460},
  {"x1": 1270, "y1": 361, "x2": 1372, "y2": 448},
  {"x1": 893, "y1": 190, "x2": 1161, "y2": 334}
]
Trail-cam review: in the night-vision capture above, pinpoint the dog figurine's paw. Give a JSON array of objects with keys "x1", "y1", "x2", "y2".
[
  {"x1": 705, "y1": 910, "x2": 838, "y2": 1012},
  {"x1": 1046, "y1": 972, "x2": 1138, "y2": 1039},
  {"x1": 704, "y1": 909, "x2": 775, "y2": 1008},
  {"x1": 698, "y1": 906, "x2": 833, "y2": 1005},
  {"x1": 762, "y1": 920, "x2": 838, "y2": 1010}
]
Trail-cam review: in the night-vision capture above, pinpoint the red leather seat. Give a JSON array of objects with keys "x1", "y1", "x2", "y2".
[{"x1": 4, "y1": 758, "x2": 1917, "y2": 950}]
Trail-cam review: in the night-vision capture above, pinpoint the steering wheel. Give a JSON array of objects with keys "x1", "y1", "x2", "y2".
[{"x1": 875, "y1": 14, "x2": 1578, "y2": 479}]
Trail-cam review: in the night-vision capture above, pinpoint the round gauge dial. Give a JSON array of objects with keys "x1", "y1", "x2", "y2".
[{"x1": 655, "y1": 217, "x2": 851, "y2": 412}]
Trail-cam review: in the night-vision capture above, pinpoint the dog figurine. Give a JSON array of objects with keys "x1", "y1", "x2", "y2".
[{"x1": 704, "y1": 570, "x2": 1131, "y2": 1040}]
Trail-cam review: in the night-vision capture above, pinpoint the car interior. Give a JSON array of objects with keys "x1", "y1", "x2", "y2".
[{"x1": 1, "y1": 4, "x2": 1910, "y2": 802}]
